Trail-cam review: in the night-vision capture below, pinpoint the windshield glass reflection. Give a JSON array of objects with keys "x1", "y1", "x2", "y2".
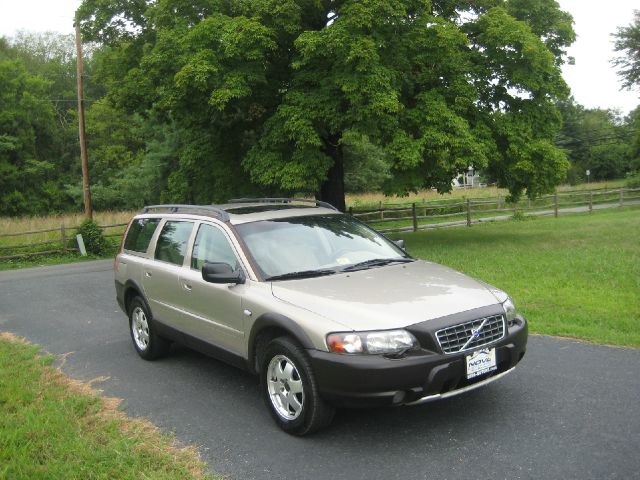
[{"x1": 236, "y1": 215, "x2": 410, "y2": 279}]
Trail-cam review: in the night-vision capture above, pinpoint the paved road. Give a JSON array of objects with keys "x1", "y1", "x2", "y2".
[{"x1": 1, "y1": 261, "x2": 639, "y2": 480}]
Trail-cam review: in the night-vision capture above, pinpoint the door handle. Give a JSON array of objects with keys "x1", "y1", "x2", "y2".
[
  {"x1": 144, "y1": 271, "x2": 152, "y2": 277},
  {"x1": 181, "y1": 280, "x2": 192, "y2": 292}
]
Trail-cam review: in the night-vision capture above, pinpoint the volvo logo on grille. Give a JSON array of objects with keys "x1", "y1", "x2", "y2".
[
  {"x1": 436, "y1": 314, "x2": 506, "y2": 354},
  {"x1": 459, "y1": 318, "x2": 489, "y2": 351}
]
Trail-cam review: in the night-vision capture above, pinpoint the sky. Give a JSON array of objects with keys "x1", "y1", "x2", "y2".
[
  {"x1": 558, "y1": 0, "x2": 638, "y2": 115},
  {"x1": 0, "y1": 0, "x2": 638, "y2": 115}
]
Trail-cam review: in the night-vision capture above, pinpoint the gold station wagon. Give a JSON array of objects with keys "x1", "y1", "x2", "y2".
[{"x1": 114, "y1": 199, "x2": 528, "y2": 435}]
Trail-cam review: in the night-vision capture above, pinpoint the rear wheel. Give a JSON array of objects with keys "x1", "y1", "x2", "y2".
[
  {"x1": 128, "y1": 296, "x2": 169, "y2": 360},
  {"x1": 261, "y1": 337, "x2": 335, "y2": 435}
]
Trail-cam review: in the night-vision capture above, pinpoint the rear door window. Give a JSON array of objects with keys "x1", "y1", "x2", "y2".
[
  {"x1": 123, "y1": 218, "x2": 161, "y2": 253},
  {"x1": 154, "y1": 221, "x2": 194, "y2": 266}
]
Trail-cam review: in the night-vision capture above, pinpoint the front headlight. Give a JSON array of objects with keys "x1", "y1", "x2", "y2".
[
  {"x1": 486, "y1": 286, "x2": 518, "y2": 326},
  {"x1": 327, "y1": 329, "x2": 417, "y2": 355},
  {"x1": 503, "y1": 297, "x2": 517, "y2": 325}
]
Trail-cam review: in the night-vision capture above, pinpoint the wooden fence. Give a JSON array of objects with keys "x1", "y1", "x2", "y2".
[
  {"x1": 351, "y1": 186, "x2": 640, "y2": 233},
  {"x1": 1, "y1": 186, "x2": 639, "y2": 260},
  {"x1": 0, "y1": 223, "x2": 128, "y2": 261}
]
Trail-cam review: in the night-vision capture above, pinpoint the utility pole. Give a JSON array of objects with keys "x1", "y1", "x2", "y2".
[{"x1": 75, "y1": 20, "x2": 92, "y2": 219}]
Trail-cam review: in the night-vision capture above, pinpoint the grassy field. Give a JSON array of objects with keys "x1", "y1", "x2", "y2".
[
  {"x1": 0, "y1": 211, "x2": 132, "y2": 242},
  {"x1": 0, "y1": 210, "x2": 133, "y2": 238},
  {"x1": 0, "y1": 333, "x2": 215, "y2": 480},
  {"x1": 345, "y1": 179, "x2": 626, "y2": 208},
  {"x1": 0, "y1": 211, "x2": 132, "y2": 265},
  {"x1": 394, "y1": 207, "x2": 640, "y2": 347}
]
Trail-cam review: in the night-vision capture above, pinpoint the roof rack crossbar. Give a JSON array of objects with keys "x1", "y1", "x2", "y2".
[
  {"x1": 227, "y1": 197, "x2": 338, "y2": 212},
  {"x1": 140, "y1": 204, "x2": 230, "y2": 221}
]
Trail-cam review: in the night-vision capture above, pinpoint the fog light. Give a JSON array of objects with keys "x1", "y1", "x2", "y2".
[{"x1": 392, "y1": 391, "x2": 406, "y2": 404}]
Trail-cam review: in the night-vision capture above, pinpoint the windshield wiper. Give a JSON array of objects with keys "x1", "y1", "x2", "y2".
[
  {"x1": 341, "y1": 257, "x2": 414, "y2": 272},
  {"x1": 265, "y1": 269, "x2": 337, "y2": 281}
]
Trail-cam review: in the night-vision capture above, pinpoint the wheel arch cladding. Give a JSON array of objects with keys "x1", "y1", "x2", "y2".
[
  {"x1": 248, "y1": 313, "x2": 316, "y2": 374},
  {"x1": 124, "y1": 280, "x2": 147, "y2": 314}
]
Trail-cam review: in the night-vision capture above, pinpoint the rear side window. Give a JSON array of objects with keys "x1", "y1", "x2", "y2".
[
  {"x1": 154, "y1": 221, "x2": 194, "y2": 266},
  {"x1": 123, "y1": 218, "x2": 160, "y2": 253}
]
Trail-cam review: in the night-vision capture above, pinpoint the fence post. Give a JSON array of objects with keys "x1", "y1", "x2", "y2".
[
  {"x1": 60, "y1": 225, "x2": 67, "y2": 254},
  {"x1": 589, "y1": 191, "x2": 593, "y2": 213},
  {"x1": 412, "y1": 203, "x2": 418, "y2": 232},
  {"x1": 554, "y1": 192, "x2": 558, "y2": 218},
  {"x1": 348, "y1": 206, "x2": 353, "y2": 216},
  {"x1": 620, "y1": 188, "x2": 624, "y2": 206},
  {"x1": 379, "y1": 201, "x2": 383, "y2": 220},
  {"x1": 466, "y1": 199, "x2": 471, "y2": 227}
]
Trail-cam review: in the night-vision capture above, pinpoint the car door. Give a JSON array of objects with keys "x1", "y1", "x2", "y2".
[
  {"x1": 177, "y1": 222, "x2": 246, "y2": 355},
  {"x1": 142, "y1": 219, "x2": 195, "y2": 330}
]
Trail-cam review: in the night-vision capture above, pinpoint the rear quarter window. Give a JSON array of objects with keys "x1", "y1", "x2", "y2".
[{"x1": 123, "y1": 218, "x2": 161, "y2": 253}]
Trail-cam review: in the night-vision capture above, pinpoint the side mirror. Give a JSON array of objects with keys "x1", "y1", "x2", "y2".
[
  {"x1": 394, "y1": 239, "x2": 406, "y2": 250},
  {"x1": 202, "y1": 262, "x2": 245, "y2": 285}
]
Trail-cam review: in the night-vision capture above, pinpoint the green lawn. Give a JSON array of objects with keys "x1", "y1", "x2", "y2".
[
  {"x1": 0, "y1": 334, "x2": 215, "y2": 480},
  {"x1": 395, "y1": 207, "x2": 640, "y2": 347}
]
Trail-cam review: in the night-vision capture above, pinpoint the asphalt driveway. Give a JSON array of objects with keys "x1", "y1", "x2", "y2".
[{"x1": 0, "y1": 260, "x2": 638, "y2": 480}]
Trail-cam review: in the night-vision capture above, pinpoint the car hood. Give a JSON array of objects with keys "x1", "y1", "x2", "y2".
[{"x1": 270, "y1": 260, "x2": 501, "y2": 331}]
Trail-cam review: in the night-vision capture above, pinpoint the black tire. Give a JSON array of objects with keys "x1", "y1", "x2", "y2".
[
  {"x1": 128, "y1": 296, "x2": 170, "y2": 360},
  {"x1": 260, "y1": 336, "x2": 335, "y2": 435}
]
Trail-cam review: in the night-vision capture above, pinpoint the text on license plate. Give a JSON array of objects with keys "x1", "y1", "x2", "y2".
[{"x1": 465, "y1": 348, "x2": 497, "y2": 379}]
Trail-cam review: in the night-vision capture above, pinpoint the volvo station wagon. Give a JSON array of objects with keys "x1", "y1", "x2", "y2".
[{"x1": 114, "y1": 199, "x2": 527, "y2": 435}]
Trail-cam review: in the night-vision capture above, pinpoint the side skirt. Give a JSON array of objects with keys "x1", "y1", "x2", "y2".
[{"x1": 153, "y1": 320, "x2": 250, "y2": 372}]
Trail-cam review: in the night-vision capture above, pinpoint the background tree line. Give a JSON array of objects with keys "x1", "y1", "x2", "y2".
[{"x1": 0, "y1": 1, "x2": 639, "y2": 216}]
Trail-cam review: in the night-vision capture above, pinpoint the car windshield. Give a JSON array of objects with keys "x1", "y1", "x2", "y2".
[{"x1": 235, "y1": 214, "x2": 411, "y2": 280}]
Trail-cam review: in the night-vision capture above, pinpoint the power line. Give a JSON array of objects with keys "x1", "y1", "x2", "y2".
[{"x1": 556, "y1": 129, "x2": 639, "y2": 147}]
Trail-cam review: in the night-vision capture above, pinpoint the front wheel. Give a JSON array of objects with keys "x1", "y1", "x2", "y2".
[{"x1": 261, "y1": 337, "x2": 335, "y2": 435}]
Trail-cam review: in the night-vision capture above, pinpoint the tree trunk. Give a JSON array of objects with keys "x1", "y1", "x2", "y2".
[{"x1": 317, "y1": 135, "x2": 346, "y2": 212}]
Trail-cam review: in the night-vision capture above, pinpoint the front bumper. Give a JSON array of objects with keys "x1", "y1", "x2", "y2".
[{"x1": 308, "y1": 314, "x2": 527, "y2": 408}]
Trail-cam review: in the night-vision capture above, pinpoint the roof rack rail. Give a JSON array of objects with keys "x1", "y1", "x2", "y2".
[
  {"x1": 227, "y1": 197, "x2": 338, "y2": 212},
  {"x1": 140, "y1": 204, "x2": 230, "y2": 222}
]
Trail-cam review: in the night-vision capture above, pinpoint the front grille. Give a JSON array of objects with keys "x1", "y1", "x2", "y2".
[{"x1": 436, "y1": 314, "x2": 505, "y2": 354}]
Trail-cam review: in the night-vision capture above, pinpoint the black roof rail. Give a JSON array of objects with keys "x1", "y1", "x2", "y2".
[
  {"x1": 140, "y1": 204, "x2": 230, "y2": 222},
  {"x1": 227, "y1": 197, "x2": 338, "y2": 212}
]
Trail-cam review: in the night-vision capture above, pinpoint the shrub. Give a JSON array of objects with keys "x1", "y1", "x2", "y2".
[
  {"x1": 75, "y1": 219, "x2": 109, "y2": 255},
  {"x1": 626, "y1": 173, "x2": 640, "y2": 189}
]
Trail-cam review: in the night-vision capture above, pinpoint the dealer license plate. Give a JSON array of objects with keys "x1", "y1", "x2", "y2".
[{"x1": 465, "y1": 348, "x2": 497, "y2": 380}]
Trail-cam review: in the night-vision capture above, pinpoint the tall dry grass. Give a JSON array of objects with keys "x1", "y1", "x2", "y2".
[
  {"x1": 0, "y1": 211, "x2": 135, "y2": 248},
  {"x1": 345, "y1": 179, "x2": 626, "y2": 208},
  {"x1": 346, "y1": 186, "x2": 505, "y2": 207}
]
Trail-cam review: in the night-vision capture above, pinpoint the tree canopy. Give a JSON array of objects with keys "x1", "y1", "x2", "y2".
[
  {"x1": 613, "y1": 9, "x2": 640, "y2": 91},
  {"x1": 556, "y1": 99, "x2": 638, "y2": 183},
  {"x1": 75, "y1": 0, "x2": 577, "y2": 209},
  {"x1": 0, "y1": 35, "x2": 79, "y2": 215}
]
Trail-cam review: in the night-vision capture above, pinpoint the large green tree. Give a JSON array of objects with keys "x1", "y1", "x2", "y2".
[
  {"x1": 78, "y1": 0, "x2": 575, "y2": 210},
  {"x1": 0, "y1": 33, "x2": 98, "y2": 215},
  {"x1": 0, "y1": 39, "x2": 65, "y2": 214},
  {"x1": 613, "y1": 9, "x2": 640, "y2": 91}
]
